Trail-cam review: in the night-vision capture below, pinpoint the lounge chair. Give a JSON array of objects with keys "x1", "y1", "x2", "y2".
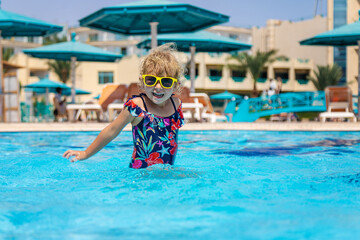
[
  {"x1": 175, "y1": 87, "x2": 204, "y2": 122},
  {"x1": 67, "y1": 84, "x2": 127, "y2": 122},
  {"x1": 190, "y1": 92, "x2": 228, "y2": 123},
  {"x1": 319, "y1": 86, "x2": 357, "y2": 122},
  {"x1": 126, "y1": 82, "x2": 141, "y2": 99},
  {"x1": 108, "y1": 83, "x2": 141, "y2": 121}
]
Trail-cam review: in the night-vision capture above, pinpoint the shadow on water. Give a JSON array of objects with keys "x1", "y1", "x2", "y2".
[
  {"x1": 180, "y1": 140, "x2": 234, "y2": 145},
  {"x1": 216, "y1": 138, "x2": 360, "y2": 157},
  {"x1": 327, "y1": 173, "x2": 360, "y2": 187}
]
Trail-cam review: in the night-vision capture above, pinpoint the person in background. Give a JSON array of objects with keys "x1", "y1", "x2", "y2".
[
  {"x1": 268, "y1": 78, "x2": 277, "y2": 97},
  {"x1": 53, "y1": 87, "x2": 67, "y2": 122},
  {"x1": 276, "y1": 76, "x2": 283, "y2": 94}
]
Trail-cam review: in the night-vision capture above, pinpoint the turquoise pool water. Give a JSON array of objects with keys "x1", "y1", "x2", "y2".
[{"x1": 1, "y1": 130, "x2": 360, "y2": 239}]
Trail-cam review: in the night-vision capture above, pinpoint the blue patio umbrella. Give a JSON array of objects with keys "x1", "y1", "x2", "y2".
[
  {"x1": 24, "y1": 78, "x2": 91, "y2": 121},
  {"x1": 0, "y1": 8, "x2": 62, "y2": 37},
  {"x1": 26, "y1": 87, "x2": 91, "y2": 96},
  {"x1": 0, "y1": 0, "x2": 62, "y2": 89},
  {"x1": 23, "y1": 33, "x2": 122, "y2": 103},
  {"x1": 299, "y1": 21, "x2": 360, "y2": 46},
  {"x1": 210, "y1": 90, "x2": 242, "y2": 114},
  {"x1": 137, "y1": 31, "x2": 252, "y2": 92},
  {"x1": 24, "y1": 78, "x2": 91, "y2": 112},
  {"x1": 210, "y1": 91, "x2": 242, "y2": 100},
  {"x1": 24, "y1": 78, "x2": 69, "y2": 92},
  {"x1": 24, "y1": 77, "x2": 68, "y2": 121},
  {"x1": 62, "y1": 88, "x2": 91, "y2": 96},
  {"x1": 137, "y1": 31, "x2": 252, "y2": 52},
  {"x1": 300, "y1": 12, "x2": 360, "y2": 117},
  {"x1": 24, "y1": 78, "x2": 69, "y2": 106},
  {"x1": 79, "y1": 0, "x2": 229, "y2": 49}
]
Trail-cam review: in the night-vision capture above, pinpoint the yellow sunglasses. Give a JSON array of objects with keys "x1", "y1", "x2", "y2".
[{"x1": 142, "y1": 75, "x2": 178, "y2": 89}]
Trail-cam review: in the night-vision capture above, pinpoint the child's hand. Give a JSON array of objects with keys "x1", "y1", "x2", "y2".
[{"x1": 63, "y1": 150, "x2": 87, "y2": 162}]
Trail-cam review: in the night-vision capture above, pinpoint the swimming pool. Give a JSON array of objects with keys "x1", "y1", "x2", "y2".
[{"x1": 1, "y1": 130, "x2": 360, "y2": 239}]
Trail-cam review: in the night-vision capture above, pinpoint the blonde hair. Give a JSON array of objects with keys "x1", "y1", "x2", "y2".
[{"x1": 139, "y1": 43, "x2": 185, "y2": 92}]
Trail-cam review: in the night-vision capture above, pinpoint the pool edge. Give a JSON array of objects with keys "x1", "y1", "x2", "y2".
[{"x1": 0, "y1": 122, "x2": 359, "y2": 132}]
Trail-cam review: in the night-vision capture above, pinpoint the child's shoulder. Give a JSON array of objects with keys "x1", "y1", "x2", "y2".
[
  {"x1": 171, "y1": 96, "x2": 181, "y2": 109},
  {"x1": 126, "y1": 96, "x2": 146, "y2": 111},
  {"x1": 129, "y1": 96, "x2": 143, "y2": 105}
]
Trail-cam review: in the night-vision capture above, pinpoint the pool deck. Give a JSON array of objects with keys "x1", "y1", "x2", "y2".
[{"x1": 0, "y1": 122, "x2": 359, "y2": 132}]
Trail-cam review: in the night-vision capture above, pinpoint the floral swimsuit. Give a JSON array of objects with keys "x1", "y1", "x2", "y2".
[{"x1": 124, "y1": 94, "x2": 185, "y2": 169}]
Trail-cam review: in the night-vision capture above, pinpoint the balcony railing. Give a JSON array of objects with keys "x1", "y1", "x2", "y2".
[
  {"x1": 257, "y1": 78, "x2": 267, "y2": 83},
  {"x1": 209, "y1": 76, "x2": 222, "y2": 81},
  {"x1": 297, "y1": 79, "x2": 309, "y2": 85},
  {"x1": 232, "y1": 77, "x2": 245, "y2": 82}
]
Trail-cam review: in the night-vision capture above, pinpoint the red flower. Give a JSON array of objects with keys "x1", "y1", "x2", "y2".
[
  {"x1": 168, "y1": 132, "x2": 174, "y2": 139},
  {"x1": 132, "y1": 147, "x2": 137, "y2": 160},
  {"x1": 125, "y1": 100, "x2": 137, "y2": 109},
  {"x1": 179, "y1": 107, "x2": 184, "y2": 119},
  {"x1": 171, "y1": 119, "x2": 181, "y2": 131},
  {"x1": 170, "y1": 143, "x2": 178, "y2": 155},
  {"x1": 170, "y1": 139, "x2": 176, "y2": 146},
  {"x1": 145, "y1": 152, "x2": 164, "y2": 166}
]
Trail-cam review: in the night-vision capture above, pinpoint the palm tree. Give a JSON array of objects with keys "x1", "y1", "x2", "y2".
[
  {"x1": 308, "y1": 64, "x2": 342, "y2": 91},
  {"x1": 229, "y1": 49, "x2": 278, "y2": 97},
  {"x1": 3, "y1": 48, "x2": 14, "y2": 61},
  {"x1": 44, "y1": 35, "x2": 71, "y2": 83},
  {"x1": 47, "y1": 61, "x2": 70, "y2": 84},
  {"x1": 2, "y1": 48, "x2": 14, "y2": 74}
]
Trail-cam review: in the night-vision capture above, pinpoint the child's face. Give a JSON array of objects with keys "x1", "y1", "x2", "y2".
[{"x1": 141, "y1": 73, "x2": 176, "y2": 105}]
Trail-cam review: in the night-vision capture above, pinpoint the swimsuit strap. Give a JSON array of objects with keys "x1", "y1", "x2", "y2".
[
  {"x1": 170, "y1": 96, "x2": 177, "y2": 112},
  {"x1": 139, "y1": 94, "x2": 148, "y2": 111}
]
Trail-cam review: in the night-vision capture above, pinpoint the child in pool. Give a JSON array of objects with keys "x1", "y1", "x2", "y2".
[{"x1": 63, "y1": 43, "x2": 185, "y2": 168}]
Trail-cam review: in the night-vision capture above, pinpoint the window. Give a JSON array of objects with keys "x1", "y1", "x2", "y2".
[
  {"x1": 121, "y1": 47, "x2": 127, "y2": 56},
  {"x1": 295, "y1": 71, "x2": 310, "y2": 84},
  {"x1": 232, "y1": 70, "x2": 246, "y2": 82},
  {"x1": 232, "y1": 70, "x2": 246, "y2": 78},
  {"x1": 257, "y1": 70, "x2": 267, "y2": 82},
  {"x1": 27, "y1": 36, "x2": 35, "y2": 43},
  {"x1": 209, "y1": 68, "x2": 222, "y2": 81},
  {"x1": 30, "y1": 70, "x2": 47, "y2": 78},
  {"x1": 229, "y1": 34, "x2": 238, "y2": 40},
  {"x1": 275, "y1": 70, "x2": 289, "y2": 83},
  {"x1": 98, "y1": 72, "x2": 114, "y2": 84},
  {"x1": 89, "y1": 33, "x2": 99, "y2": 42},
  {"x1": 115, "y1": 34, "x2": 126, "y2": 40},
  {"x1": 333, "y1": 0, "x2": 347, "y2": 85},
  {"x1": 295, "y1": 73, "x2": 308, "y2": 80}
]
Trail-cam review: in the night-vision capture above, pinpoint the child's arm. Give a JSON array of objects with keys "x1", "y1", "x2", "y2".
[{"x1": 63, "y1": 108, "x2": 135, "y2": 162}]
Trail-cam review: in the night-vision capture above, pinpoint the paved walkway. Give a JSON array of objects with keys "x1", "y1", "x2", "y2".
[{"x1": 0, "y1": 122, "x2": 359, "y2": 132}]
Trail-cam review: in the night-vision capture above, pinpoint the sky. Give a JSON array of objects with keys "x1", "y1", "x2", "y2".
[{"x1": 4, "y1": 0, "x2": 327, "y2": 28}]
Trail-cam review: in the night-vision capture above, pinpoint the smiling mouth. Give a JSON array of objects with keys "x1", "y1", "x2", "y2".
[{"x1": 153, "y1": 92, "x2": 165, "y2": 98}]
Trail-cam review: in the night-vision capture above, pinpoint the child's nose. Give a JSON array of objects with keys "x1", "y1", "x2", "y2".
[{"x1": 155, "y1": 81, "x2": 162, "y2": 89}]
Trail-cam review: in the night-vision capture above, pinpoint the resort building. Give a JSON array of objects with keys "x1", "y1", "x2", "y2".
[
  {"x1": 244, "y1": 15, "x2": 328, "y2": 93},
  {"x1": 9, "y1": 14, "x2": 336, "y2": 102}
]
